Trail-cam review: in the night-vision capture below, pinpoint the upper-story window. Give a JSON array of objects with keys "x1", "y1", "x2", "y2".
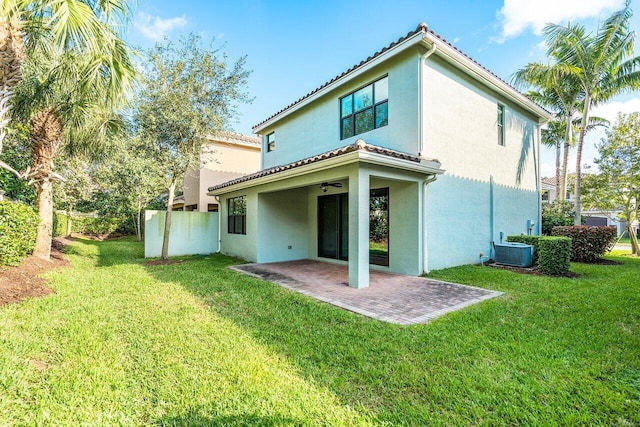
[
  {"x1": 340, "y1": 76, "x2": 388, "y2": 139},
  {"x1": 497, "y1": 104, "x2": 505, "y2": 146},
  {"x1": 266, "y1": 132, "x2": 275, "y2": 152}
]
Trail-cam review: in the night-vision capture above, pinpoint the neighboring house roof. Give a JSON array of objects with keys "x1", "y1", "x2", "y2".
[
  {"x1": 542, "y1": 177, "x2": 558, "y2": 187},
  {"x1": 208, "y1": 139, "x2": 441, "y2": 192},
  {"x1": 253, "y1": 23, "x2": 551, "y2": 133},
  {"x1": 209, "y1": 131, "x2": 261, "y2": 148}
]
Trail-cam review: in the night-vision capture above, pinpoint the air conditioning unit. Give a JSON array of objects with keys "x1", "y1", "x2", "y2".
[{"x1": 494, "y1": 242, "x2": 534, "y2": 267}]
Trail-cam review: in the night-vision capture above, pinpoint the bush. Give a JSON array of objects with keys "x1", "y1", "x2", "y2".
[
  {"x1": 541, "y1": 201, "x2": 577, "y2": 235},
  {"x1": 551, "y1": 226, "x2": 617, "y2": 263},
  {"x1": 538, "y1": 236, "x2": 572, "y2": 276},
  {"x1": 0, "y1": 201, "x2": 39, "y2": 266},
  {"x1": 54, "y1": 213, "x2": 133, "y2": 236},
  {"x1": 506, "y1": 235, "x2": 542, "y2": 265}
]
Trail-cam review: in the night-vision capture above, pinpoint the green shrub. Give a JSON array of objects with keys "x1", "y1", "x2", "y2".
[
  {"x1": 54, "y1": 213, "x2": 133, "y2": 236},
  {"x1": 551, "y1": 226, "x2": 617, "y2": 263},
  {"x1": 537, "y1": 236, "x2": 572, "y2": 276},
  {"x1": 506, "y1": 235, "x2": 542, "y2": 265},
  {"x1": 541, "y1": 201, "x2": 579, "y2": 235},
  {"x1": 0, "y1": 201, "x2": 39, "y2": 266}
]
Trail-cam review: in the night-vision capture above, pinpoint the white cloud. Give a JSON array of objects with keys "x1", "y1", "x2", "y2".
[
  {"x1": 590, "y1": 98, "x2": 640, "y2": 124},
  {"x1": 496, "y1": 0, "x2": 624, "y2": 42},
  {"x1": 134, "y1": 12, "x2": 188, "y2": 41}
]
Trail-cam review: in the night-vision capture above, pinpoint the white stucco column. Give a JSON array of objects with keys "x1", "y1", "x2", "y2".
[{"x1": 348, "y1": 166, "x2": 370, "y2": 289}]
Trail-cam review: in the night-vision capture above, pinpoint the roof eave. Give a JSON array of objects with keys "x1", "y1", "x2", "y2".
[{"x1": 207, "y1": 150, "x2": 444, "y2": 196}]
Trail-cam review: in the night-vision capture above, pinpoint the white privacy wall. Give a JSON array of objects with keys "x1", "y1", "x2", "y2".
[{"x1": 144, "y1": 210, "x2": 218, "y2": 258}]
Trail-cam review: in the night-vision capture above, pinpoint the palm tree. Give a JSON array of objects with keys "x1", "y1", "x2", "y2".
[
  {"x1": 0, "y1": 0, "x2": 133, "y2": 154},
  {"x1": 11, "y1": 48, "x2": 129, "y2": 259},
  {"x1": 543, "y1": 2, "x2": 640, "y2": 224},
  {"x1": 512, "y1": 63, "x2": 582, "y2": 201}
]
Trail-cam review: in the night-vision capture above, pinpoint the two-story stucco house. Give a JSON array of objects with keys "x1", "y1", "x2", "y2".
[
  {"x1": 208, "y1": 23, "x2": 551, "y2": 289},
  {"x1": 173, "y1": 132, "x2": 261, "y2": 212}
]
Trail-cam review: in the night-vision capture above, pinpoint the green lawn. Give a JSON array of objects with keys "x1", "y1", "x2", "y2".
[{"x1": 1, "y1": 238, "x2": 638, "y2": 425}]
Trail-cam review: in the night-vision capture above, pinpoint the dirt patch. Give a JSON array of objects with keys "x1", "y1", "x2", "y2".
[
  {"x1": 0, "y1": 241, "x2": 69, "y2": 307},
  {"x1": 142, "y1": 259, "x2": 184, "y2": 266},
  {"x1": 66, "y1": 232, "x2": 129, "y2": 241}
]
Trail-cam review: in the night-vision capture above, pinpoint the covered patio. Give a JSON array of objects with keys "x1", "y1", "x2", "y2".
[
  {"x1": 210, "y1": 140, "x2": 446, "y2": 290},
  {"x1": 231, "y1": 259, "x2": 502, "y2": 325}
]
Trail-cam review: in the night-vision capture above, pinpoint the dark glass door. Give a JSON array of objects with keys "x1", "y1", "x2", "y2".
[{"x1": 318, "y1": 194, "x2": 348, "y2": 260}]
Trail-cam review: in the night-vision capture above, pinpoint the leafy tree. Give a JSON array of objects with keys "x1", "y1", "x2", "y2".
[
  {"x1": 0, "y1": 0, "x2": 133, "y2": 154},
  {"x1": 541, "y1": 200, "x2": 577, "y2": 235},
  {"x1": 135, "y1": 34, "x2": 251, "y2": 259},
  {"x1": 53, "y1": 156, "x2": 94, "y2": 236},
  {"x1": 543, "y1": 2, "x2": 640, "y2": 225},
  {"x1": 91, "y1": 137, "x2": 165, "y2": 241},
  {"x1": 583, "y1": 112, "x2": 640, "y2": 255}
]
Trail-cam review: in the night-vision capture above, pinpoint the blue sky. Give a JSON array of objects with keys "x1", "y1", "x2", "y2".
[{"x1": 124, "y1": 0, "x2": 640, "y2": 178}]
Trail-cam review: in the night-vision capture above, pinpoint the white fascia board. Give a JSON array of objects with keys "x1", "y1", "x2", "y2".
[
  {"x1": 208, "y1": 150, "x2": 443, "y2": 196},
  {"x1": 425, "y1": 35, "x2": 552, "y2": 123},
  {"x1": 253, "y1": 32, "x2": 426, "y2": 134}
]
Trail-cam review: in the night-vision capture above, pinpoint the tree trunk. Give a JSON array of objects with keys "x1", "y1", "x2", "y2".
[
  {"x1": 630, "y1": 224, "x2": 640, "y2": 256},
  {"x1": 0, "y1": 18, "x2": 26, "y2": 154},
  {"x1": 161, "y1": 181, "x2": 176, "y2": 260},
  {"x1": 30, "y1": 109, "x2": 63, "y2": 260},
  {"x1": 136, "y1": 200, "x2": 143, "y2": 241},
  {"x1": 554, "y1": 140, "x2": 561, "y2": 198},
  {"x1": 65, "y1": 205, "x2": 73, "y2": 237},
  {"x1": 560, "y1": 116, "x2": 572, "y2": 201},
  {"x1": 574, "y1": 98, "x2": 590, "y2": 225},
  {"x1": 33, "y1": 178, "x2": 54, "y2": 260}
]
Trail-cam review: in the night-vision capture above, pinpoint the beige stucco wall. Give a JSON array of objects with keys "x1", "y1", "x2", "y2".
[{"x1": 181, "y1": 140, "x2": 261, "y2": 211}]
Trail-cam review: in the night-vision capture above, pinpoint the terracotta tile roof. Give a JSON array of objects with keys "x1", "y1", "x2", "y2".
[
  {"x1": 208, "y1": 139, "x2": 438, "y2": 192},
  {"x1": 542, "y1": 177, "x2": 558, "y2": 186},
  {"x1": 210, "y1": 131, "x2": 261, "y2": 146},
  {"x1": 253, "y1": 23, "x2": 548, "y2": 131}
]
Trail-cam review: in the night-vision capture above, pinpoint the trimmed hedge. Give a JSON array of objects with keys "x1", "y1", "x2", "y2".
[
  {"x1": 551, "y1": 226, "x2": 617, "y2": 263},
  {"x1": 0, "y1": 201, "x2": 39, "y2": 266},
  {"x1": 538, "y1": 236, "x2": 572, "y2": 276},
  {"x1": 506, "y1": 235, "x2": 541, "y2": 265},
  {"x1": 54, "y1": 213, "x2": 133, "y2": 237}
]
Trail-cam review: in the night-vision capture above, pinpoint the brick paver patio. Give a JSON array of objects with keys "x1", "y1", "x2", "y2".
[{"x1": 231, "y1": 259, "x2": 502, "y2": 325}]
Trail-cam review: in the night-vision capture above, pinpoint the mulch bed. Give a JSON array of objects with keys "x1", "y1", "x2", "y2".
[{"x1": 0, "y1": 239, "x2": 69, "y2": 307}]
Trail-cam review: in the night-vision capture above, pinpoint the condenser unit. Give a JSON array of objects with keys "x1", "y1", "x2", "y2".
[{"x1": 494, "y1": 242, "x2": 534, "y2": 268}]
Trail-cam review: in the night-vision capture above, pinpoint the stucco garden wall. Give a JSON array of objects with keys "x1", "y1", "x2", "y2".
[{"x1": 144, "y1": 211, "x2": 218, "y2": 258}]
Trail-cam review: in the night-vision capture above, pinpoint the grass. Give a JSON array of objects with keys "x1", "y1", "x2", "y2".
[{"x1": 1, "y1": 238, "x2": 639, "y2": 425}]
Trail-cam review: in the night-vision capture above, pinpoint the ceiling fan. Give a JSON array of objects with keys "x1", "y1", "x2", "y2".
[{"x1": 319, "y1": 182, "x2": 343, "y2": 192}]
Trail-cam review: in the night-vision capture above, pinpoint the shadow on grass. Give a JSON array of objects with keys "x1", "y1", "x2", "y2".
[{"x1": 82, "y1": 238, "x2": 640, "y2": 425}]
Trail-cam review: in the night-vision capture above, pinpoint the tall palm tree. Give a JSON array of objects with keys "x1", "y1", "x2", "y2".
[
  {"x1": 513, "y1": 63, "x2": 582, "y2": 201},
  {"x1": 544, "y1": 2, "x2": 640, "y2": 224},
  {"x1": 11, "y1": 47, "x2": 129, "y2": 259},
  {"x1": 0, "y1": 0, "x2": 133, "y2": 154}
]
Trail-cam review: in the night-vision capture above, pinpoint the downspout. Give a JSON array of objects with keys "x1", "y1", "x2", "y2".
[
  {"x1": 490, "y1": 175, "x2": 494, "y2": 259},
  {"x1": 418, "y1": 42, "x2": 437, "y2": 157},
  {"x1": 536, "y1": 123, "x2": 542, "y2": 235},
  {"x1": 419, "y1": 39, "x2": 438, "y2": 275},
  {"x1": 215, "y1": 195, "x2": 221, "y2": 253},
  {"x1": 423, "y1": 174, "x2": 438, "y2": 274}
]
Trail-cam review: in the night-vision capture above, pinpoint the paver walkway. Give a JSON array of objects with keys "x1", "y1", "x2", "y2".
[{"x1": 231, "y1": 259, "x2": 502, "y2": 325}]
